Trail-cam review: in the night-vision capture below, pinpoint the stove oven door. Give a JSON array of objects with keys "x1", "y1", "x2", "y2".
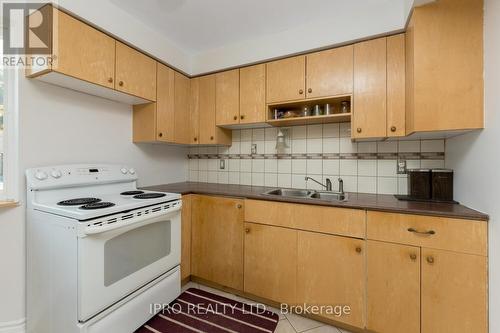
[{"x1": 77, "y1": 206, "x2": 181, "y2": 322}]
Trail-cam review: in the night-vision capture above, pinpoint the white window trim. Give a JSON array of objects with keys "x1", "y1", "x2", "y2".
[{"x1": 0, "y1": 67, "x2": 19, "y2": 202}]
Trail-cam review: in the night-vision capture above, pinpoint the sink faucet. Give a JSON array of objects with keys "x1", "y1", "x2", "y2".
[
  {"x1": 338, "y1": 178, "x2": 344, "y2": 194},
  {"x1": 305, "y1": 176, "x2": 332, "y2": 191}
]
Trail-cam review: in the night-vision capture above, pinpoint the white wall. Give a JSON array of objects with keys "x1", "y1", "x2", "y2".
[
  {"x1": 0, "y1": 76, "x2": 188, "y2": 331},
  {"x1": 445, "y1": 0, "x2": 498, "y2": 331}
]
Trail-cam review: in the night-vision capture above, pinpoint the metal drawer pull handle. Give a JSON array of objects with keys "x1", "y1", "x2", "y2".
[{"x1": 407, "y1": 228, "x2": 435, "y2": 235}]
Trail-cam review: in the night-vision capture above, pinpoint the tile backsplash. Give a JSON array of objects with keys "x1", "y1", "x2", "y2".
[{"x1": 187, "y1": 123, "x2": 446, "y2": 195}]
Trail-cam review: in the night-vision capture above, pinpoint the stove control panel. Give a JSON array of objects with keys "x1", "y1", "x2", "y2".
[{"x1": 26, "y1": 164, "x2": 138, "y2": 190}]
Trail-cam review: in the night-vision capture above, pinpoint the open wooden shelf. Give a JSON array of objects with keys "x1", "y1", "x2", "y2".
[
  {"x1": 267, "y1": 113, "x2": 351, "y2": 126},
  {"x1": 266, "y1": 94, "x2": 351, "y2": 127}
]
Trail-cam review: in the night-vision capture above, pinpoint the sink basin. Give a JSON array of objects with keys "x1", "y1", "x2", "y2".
[
  {"x1": 263, "y1": 188, "x2": 315, "y2": 198},
  {"x1": 263, "y1": 188, "x2": 347, "y2": 202},
  {"x1": 309, "y1": 191, "x2": 348, "y2": 202}
]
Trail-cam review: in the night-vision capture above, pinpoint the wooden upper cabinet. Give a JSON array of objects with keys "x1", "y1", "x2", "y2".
[
  {"x1": 216, "y1": 69, "x2": 240, "y2": 126},
  {"x1": 174, "y1": 72, "x2": 191, "y2": 144},
  {"x1": 244, "y1": 223, "x2": 297, "y2": 305},
  {"x1": 406, "y1": 0, "x2": 484, "y2": 133},
  {"x1": 353, "y1": 37, "x2": 387, "y2": 139},
  {"x1": 156, "y1": 63, "x2": 175, "y2": 142},
  {"x1": 191, "y1": 196, "x2": 244, "y2": 290},
  {"x1": 115, "y1": 42, "x2": 157, "y2": 101},
  {"x1": 387, "y1": 34, "x2": 406, "y2": 137},
  {"x1": 366, "y1": 240, "x2": 420, "y2": 333},
  {"x1": 52, "y1": 9, "x2": 115, "y2": 88},
  {"x1": 196, "y1": 75, "x2": 232, "y2": 145},
  {"x1": 189, "y1": 78, "x2": 200, "y2": 144},
  {"x1": 297, "y1": 231, "x2": 365, "y2": 328},
  {"x1": 421, "y1": 248, "x2": 487, "y2": 333},
  {"x1": 240, "y1": 64, "x2": 266, "y2": 124},
  {"x1": 306, "y1": 45, "x2": 353, "y2": 99},
  {"x1": 266, "y1": 56, "x2": 306, "y2": 103}
]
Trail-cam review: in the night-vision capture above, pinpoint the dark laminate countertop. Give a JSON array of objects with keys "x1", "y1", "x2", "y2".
[{"x1": 142, "y1": 182, "x2": 489, "y2": 221}]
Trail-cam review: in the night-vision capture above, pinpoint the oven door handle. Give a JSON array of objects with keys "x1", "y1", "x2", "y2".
[{"x1": 83, "y1": 204, "x2": 181, "y2": 235}]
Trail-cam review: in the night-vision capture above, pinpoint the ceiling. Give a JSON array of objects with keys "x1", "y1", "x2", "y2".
[{"x1": 112, "y1": 0, "x2": 409, "y2": 55}]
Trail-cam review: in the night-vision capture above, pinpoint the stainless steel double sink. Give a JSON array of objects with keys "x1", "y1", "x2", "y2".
[{"x1": 262, "y1": 188, "x2": 347, "y2": 202}]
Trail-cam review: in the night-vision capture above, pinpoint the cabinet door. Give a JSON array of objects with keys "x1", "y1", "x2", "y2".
[
  {"x1": 181, "y1": 195, "x2": 192, "y2": 281},
  {"x1": 189, "y1": 78, "x2": 200, "y2": 144},
  {"x1": 191, "y1": 196, "x2": 244, "y2": 290},
  {"x1": 422, "y1": 248, "x2": 487, "y2": 333},
  {"x1": 353, "y1": 37, "x2": 387, "y2": 139},
  {"x1": 297, "y1": 231, "x2": 365, "y2": 328},
  {"x1": 366, "y1": 240, "x2": 420, "y2": 333},
  {"x1": 156, "y1": 63, "x2": 175, "y2": 142},
  {"x1": 174, "y1": 72, "x2": 191, "y2": 144},
  {"x1": 306, "y1": 45, "x2": 353, "y2": 99},
  {"x1": 244, "y1": 223, "x2": 297, "y2": 305},
  {"x1": 198, "y1": 75, "x2": 217, "y2": 144},
  {"x1": 53, "y1": 9, "x2": 115, "y2": 88},
  {"x1": 240, "y1": 64, "x2": 266, "y2": 124},
  {"x1": 115, "y1": 42, "x2": 157, "y2": 101},
  {"x1": 216, "y1": 69, "x2": 240, "y2": 126},
  {"x1": 387, "y1": 34, "x2": 406, "y2": 137},
  {"x1": 266, "y1": 56, "x2": 306, "y2": 103}
]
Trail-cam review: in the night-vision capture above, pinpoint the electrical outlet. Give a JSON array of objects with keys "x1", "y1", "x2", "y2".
[
  {"x1": 397, "y1": 160, "x2": 407, "y2": 174},
  {"x1": 251, "y1": 144, "x2": 257, "y2": 155},
  {"x1": 219, "y1": 159, "x2": 225, "y2": 170}
]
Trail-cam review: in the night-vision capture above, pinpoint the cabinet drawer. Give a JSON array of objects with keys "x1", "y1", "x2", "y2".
[
  {"x1": 244, "y1": 200, "x2": 295, "y2": 228},
  {"x1": 294, "y1": 204, "x2": 365, "y2": 238},
  {"x1": 367, "y1": 211, "x2": 487, "y2": 256}
]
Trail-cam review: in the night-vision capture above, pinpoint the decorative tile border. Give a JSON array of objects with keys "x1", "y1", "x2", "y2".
[{"x1": 188, "y1": 152, "x2": 444, "y2": 160}]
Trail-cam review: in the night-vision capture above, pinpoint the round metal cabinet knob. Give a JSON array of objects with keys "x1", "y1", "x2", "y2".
[
  {"x1": 410, "y1": 253, "x2": 417, "y2": 261},
  {"x1": 118, "y1": 81, "x2": 124, "y2": 87},
  {"x1": 233, "y1": 115, "x2": 238, "y2": 120},
  {"x1": 427, "y1": 256, "x2": 435, "y2": 264},
  {"x1": 308, "y1": 88, "x2": 312, "y2": 93},
  {"x1": 355, "y1": 247, "x2": 362, "y2": 253},
  {"x1": 240, "y1": 115, "x2": 245, "y2": 120},
  {"x1": 299, "y1": 89, "x2": 304, "y2": 95},
  {"x1": 391, "y1": 126, "x2": 397, "y2": 132},
  {"x1": 108, "y1": 77, "x2": 113, "y2": 83},
  {"x1": 357, "y1": 128, "x2": 362, "y2": 133},
  {"x1": 210, "y1": 136, "x2": 214, "y2": 140},
  {"x1": 194, "y1": 137, "x2": 198, "y2": 142},
  {"x1": 237, "y1": 204, "x2": 242, "y2": 209},
  {"x1": 158, "y1": 132, "x2": 163, "y2": 138},
  {"x1": 245, "y1": 228, "x2": 250, "y2": 234}
]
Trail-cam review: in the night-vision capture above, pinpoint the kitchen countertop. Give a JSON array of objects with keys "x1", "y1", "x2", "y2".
[{"x1": 142, "y1": 182, "x2": 489, "y2": 221}]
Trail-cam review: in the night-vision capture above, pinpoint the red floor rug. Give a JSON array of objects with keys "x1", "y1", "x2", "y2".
[{"x1": 135, "y1": 288, "x2": 280, "y2": 333}]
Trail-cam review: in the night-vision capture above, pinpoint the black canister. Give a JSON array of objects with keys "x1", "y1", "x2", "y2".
[
  {"x1": 408, "y1": 169, "x2": 432, "y2": 199},
  {"x1": 432, "y1": 169, "x2": 454, "y2": 201}
]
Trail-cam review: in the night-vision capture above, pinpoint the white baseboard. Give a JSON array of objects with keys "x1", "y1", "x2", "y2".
[{"x1": 0, "y1": 318, "x2": 25, "y2": 333}]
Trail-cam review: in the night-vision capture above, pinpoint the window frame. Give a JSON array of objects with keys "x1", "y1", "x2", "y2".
[{"x1": 0, "y1": 67, "x2": 19, "y2": 202}]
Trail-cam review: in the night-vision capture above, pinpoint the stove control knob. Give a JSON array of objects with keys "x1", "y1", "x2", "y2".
[
  {"x1": 129, "y1": 168, "x2": 136, "y2": 175},
  {"x1": 51, "y1": 170, "x2": 62, "y2": 179},
  {"x1": 35, "y1": 170, "x2": 48, "y2": 180},
  {"x1": 120, "y1": 168, "x2": 128, "y2": 174}
]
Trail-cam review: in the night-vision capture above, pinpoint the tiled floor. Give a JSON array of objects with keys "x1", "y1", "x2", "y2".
[{"x1": 182, "y1": 282, "x2": 353, "y2": 333}]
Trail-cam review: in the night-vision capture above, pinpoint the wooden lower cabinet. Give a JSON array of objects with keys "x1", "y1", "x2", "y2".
[
  {"x1": 180, "y1": 195, "x2": 192, "y2": 281},
  {"x1": 244, "y1": 223, "x2": 297, "y2": 305},
  {"x1": 297, "y1": 231, "x2": 365, "y2": 328},
  {"x1": 366, "y1": 240, "x2": 421, "y2": 333},
  {"x1": 421, "y1": 248, "x2": 487, "y2": 333},
  {"x1": 191, "y1": 196, "x2": 244, "y2": 290}
]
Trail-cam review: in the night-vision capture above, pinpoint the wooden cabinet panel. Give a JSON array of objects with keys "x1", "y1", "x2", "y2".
[
  {"x1": 115, "y1": 42, "x2": 157, "y2": 101},
  {"x1": 387, "y1": 34, "x2": 406, "y2": 137},
  {"x1": 156, "y1": 63, "x2": 175, "y2": 142},
  {"x1": 244, "y1": 200, "x2": 295, "y2": 228},
  {"x1": 181, "y1": 195, "x2": 192, "y2": 281},
  {"x1": 367, "y1": 211, "x2": 488, "y2": 256},
  {"x1": 216, "y1": 69, "x2": 240, "y2": 126},
  {"x1": 53, "y1": 9, "x2": 115, "y2": 88},
  {"x1": 191, "y1": 196, "x2": 244, "y2": 290},
  {"x1": 353, "y1": 37, "x2": 387, "y2": 139},
  {"x1": 266, "y1": 56, "x2": 306, "y2": 103},
  {"x1": 306, "y1": 45, "x2": 353, "y2": 99},
  {"x1": 422, "y1": 248, "x2": 487, "y2": 333},
  {"x1": 366, "y1": 240, "x2": 420, "y2": 333},
  {"x1": 240, "y1": 64, "x2": 266, "y2": 124},
  {"x1": 293, "y1": 205, "x2": 365, "y2": 238},
  {"x1": 406, "y1": 0, "x2": 483, "y2": 133},
  {"x1": 189, "y1": 78, "x2": 200, "y2": 144},
  {"x1": 244, "y1": 223, "x2": 297, "y2": 304},
  {"x1": 174, "y1": 72, "x2": 191, "y2": 144},
  {"x1": 297, "y1": 231, "x2": 365, "y2": 328}
]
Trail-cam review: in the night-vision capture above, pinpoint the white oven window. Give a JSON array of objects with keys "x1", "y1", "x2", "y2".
[{"x1": 104, "y1": 220, "x2": 171, "y2": 286}]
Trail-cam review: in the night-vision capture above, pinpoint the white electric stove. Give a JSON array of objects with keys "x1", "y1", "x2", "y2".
[{"x1": 26, "y1": 164, "x2": 182, "y2": 333}]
